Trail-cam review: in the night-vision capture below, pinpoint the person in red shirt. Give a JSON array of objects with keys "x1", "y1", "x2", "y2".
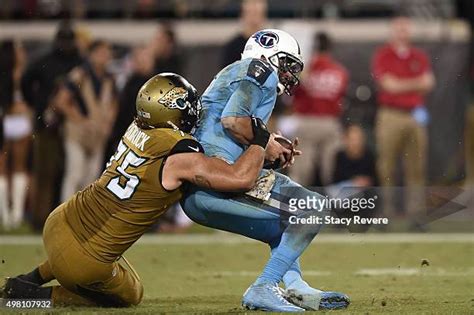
[
  {"x1": 372, "y1": 16, "x2": 435, "y2": 218},
  {"x1": 290, "y1": 32, "x2": 348, "y2": 185}
]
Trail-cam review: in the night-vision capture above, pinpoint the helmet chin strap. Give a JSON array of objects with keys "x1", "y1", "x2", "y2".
[
  {"x1": 167, "y1": 121, "x2": 184, "y2": 134},
  {"x1": 167, "y1": 121, "x2": 179, "y2": 129}
]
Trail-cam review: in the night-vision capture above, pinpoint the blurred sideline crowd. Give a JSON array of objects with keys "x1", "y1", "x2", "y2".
[
  {"x1": 0, "y1": 20, "x2": 188, "y2": 232},
  {"x1": 0, "y1": 0, "x2": 473, "y2": 233}
]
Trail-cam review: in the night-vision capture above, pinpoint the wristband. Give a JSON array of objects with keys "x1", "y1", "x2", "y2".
[{"x1": 250, "y1": 116, "x2": 270, "y2": 149}]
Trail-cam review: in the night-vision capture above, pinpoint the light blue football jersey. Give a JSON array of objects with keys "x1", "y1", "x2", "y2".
[{"x1": 194, "y1": 58, "x2": 279, "y2": 163}]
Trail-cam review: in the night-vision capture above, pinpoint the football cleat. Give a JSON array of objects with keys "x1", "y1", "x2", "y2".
[
  {"x1": 2, "y1": 277, "x2": 49, "y2": 299},
  {"x1": 285, "y1": 286, "x2": 350, "y2": 310},
  {"x1": 242, "y1": 282, "x2": 305, "y2": 312},
  {"x1": 3, "y1": 277, "x2": 34, "y2": 298}
]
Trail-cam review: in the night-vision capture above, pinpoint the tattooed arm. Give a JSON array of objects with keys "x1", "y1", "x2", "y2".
[
  {"x1": 161, "y1": 145, "x2": 265, "y2": 192},
  {"x1": 162, "y1": 117, "x2": 270, "y2": 191}
]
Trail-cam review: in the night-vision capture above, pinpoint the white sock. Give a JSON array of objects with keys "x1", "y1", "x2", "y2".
[
  {"x1": 11, "y1": 173, "x2": 28, "y2": 227},
  {"x1": 0, "y1": 175, "x2": 10, "y2": 228}
]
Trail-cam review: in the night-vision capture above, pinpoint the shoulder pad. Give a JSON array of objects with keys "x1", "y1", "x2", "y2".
[
  {"x1": 246, "y1": 59, "x2": 273, "y2": 85},
  {"x1": 136, "y1": 127, "x2": 194, "y2": 157}
]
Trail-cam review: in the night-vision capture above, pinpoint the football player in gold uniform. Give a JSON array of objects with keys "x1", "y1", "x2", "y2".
[{"x1": 2, "y1": 73, "x2": 271, "y2": 307}]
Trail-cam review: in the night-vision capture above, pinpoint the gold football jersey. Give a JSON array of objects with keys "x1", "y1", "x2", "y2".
[{"x1": 64, "y1": 122, "x2": 202, "y2": 263}]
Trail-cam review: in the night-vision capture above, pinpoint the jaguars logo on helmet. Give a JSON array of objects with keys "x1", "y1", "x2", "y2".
[
  {"x1": 135, "y1": 73, "x2": 201, "y2": 133},
  {"x1": 159, "y1": 87, "x2": 188, "y2": 110}
]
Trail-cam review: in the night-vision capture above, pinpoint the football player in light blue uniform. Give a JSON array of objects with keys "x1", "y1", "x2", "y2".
[{"x1": 181, "y1": 29, "x2": 350, "y2": 312}]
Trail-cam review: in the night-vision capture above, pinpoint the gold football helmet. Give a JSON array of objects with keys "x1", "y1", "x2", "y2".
[{"x1": 135, "y1": 73, "x2": 201, "y2": 133}]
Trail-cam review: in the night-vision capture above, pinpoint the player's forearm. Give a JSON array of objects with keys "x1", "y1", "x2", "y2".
[
  {"x1": 229, "y1": 145, "x2": 265, "y2": 189},
  {"x1": 192, "y1": 146, "x2": 264, "y2": 191},
  {"x1": 195, "y1": 120, "x2": 268, "y2": 191},
  {"x1": 227, "y1": 116, "x2": 270, "y2": 188},
  {"x1": 188, "y1": 117, "x2": 269, "y2": 191},
  {"x1": 221, "y1": 116, "x2": 253, "y2": 145}
]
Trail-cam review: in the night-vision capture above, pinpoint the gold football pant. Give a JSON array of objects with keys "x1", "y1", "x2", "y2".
[{"x1": 41, "y1": 205, "x2": 143, "y2": 307}]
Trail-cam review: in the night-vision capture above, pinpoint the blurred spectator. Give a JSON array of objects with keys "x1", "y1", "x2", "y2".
[
  {"x1": 326, "y1": 124, "x2": 378, "y2": 233},
  {"x1": 55, "y1": 40, "x2": 117, "y2": 201},
  {"x1": 21, "y1": 21, "x2": 82, "y2": 230},
  {"x1": 0, "y1": 40, "x2": 30, "y2": 229},
  {"x1": 289, "y1": 32, "x2": 349, "y2": 186},
  {"x1": 75, "y1": 26, "x2": 93, "y2": 57},
  {"x1": 333, "y1": 124, "x2": 377, "y2": 187},
  {"x1": 221, "y1": 0, "x2": 267, "y2": 67},
  {"x1": 371, "y1": 17, "x2": 435, "y2": 217},
  {"x1": 106, "y1": 45, "x2": 154, "y2": 157},
  {"x1": 150, "y1": 24, "x2": 183, "y2": 74}
]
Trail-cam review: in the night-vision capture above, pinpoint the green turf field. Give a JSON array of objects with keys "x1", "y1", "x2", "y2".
[{"x1": 1, "y1": 233, "x2": 473, "y2": 314}]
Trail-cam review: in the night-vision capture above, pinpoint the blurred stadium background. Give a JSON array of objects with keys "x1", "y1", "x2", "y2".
[
  {"x1": 0, "y1": 0, "x2": 472, "y2": 233},
  {"x1": 0, "y1": 1, "x2": 473, "y2": 313}
]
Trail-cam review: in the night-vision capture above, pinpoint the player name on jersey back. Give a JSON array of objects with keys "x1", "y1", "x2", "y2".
[{"x1": 124, "y1": 123, "x2": 150, "y2": 151}]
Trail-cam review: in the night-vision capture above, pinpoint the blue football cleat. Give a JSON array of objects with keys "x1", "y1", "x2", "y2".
[
  {"x1": 285, "y1": 286, "x2": 350, "y2": 310},
  {"x1": 242, "y1": 283, "x2": 305, "y2": 312}
]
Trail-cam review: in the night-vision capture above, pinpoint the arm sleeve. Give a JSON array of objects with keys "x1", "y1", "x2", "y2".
[
  {"x1": 168, "y1": 138, "x2": 205, "y2": 156},
  {"x1": 221, "y1": 79, "x2": 263, "y2": 118}
]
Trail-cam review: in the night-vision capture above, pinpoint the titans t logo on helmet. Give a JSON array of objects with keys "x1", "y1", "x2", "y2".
[{"x1": 253, "y1": 31, "x2": 279, "y2": 48}]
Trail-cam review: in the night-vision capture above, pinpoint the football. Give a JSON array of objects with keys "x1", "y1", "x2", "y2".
[
  {"x1": 274, "y1": 134, "x2": 294, "y2": 150},
  {"x1": 264, "y1": 134, "x2": 294, "y2": 169}
]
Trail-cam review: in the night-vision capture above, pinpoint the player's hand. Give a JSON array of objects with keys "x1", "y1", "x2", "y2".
[
  {"x1": 281, "y1": 137, "x2": 302, "y2": 168},
  {"x1": 265, "y1": 134, "x2": 291, "y2": 165}
]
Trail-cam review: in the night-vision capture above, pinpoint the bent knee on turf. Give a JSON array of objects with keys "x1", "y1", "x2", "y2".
[{"x1": 124, "y1": 283, "x2": 144, "y2": 306}]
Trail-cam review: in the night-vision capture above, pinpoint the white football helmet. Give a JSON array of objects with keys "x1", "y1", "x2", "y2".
[{"x1": 241, "y1": 29, "x2": 304, "y2": 95}]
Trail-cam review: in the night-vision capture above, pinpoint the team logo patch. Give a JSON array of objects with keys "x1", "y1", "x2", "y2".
[
  {"x1": 159, "y1": 87, "x2": 188, "y2": 110},
  {"x1": 253, "y1": 31, "x2": 279, "y2": 48},
  {"x1": 247, "y1": 59, "x2": 271, "y2": 84}
]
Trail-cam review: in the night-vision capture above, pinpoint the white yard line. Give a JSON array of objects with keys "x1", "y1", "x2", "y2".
[
  {"x1": 355, "y1": 268, "x2": 474, "y2": 277},
  {"x1": 0, "y1": 233, "x2": 473, "y2": 245},
  {"x1": 190, "y1": 268, "x2": 474, "y2": 277},
  {"x1": 198, "y1": 270, "x2": 333, "y2": 277}
]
